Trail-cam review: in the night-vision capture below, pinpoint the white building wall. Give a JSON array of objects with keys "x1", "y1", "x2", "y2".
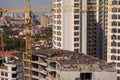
[
  {"x1": 107, "y1": 0, "x2": 120, "y2": 79},
  {"x1": 81, "y1": 0, "x2": 87, "y2": 54},
  {"x1": 62, "y1": 0, "x2": 74, "y2": 51}
]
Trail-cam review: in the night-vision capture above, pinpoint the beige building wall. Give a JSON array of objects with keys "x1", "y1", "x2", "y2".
[
  {"x1": 40, "y1": 15, "x2": 48, "y2": 27},
  {"x1": 107, "y1": 0, "x2": 120, "y2": 80}
]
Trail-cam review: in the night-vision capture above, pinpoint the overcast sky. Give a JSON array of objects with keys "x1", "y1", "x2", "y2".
[{"x1": 0, "y1": 0, "x2": 52, "y2": 9}]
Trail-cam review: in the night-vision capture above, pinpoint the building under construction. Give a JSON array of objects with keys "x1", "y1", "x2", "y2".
[
  {"x1": 23, "y1": 49, "x2": 116, "y2": 80},
  {"x1": 0, "y1": 51, "x2": 24, "y2": 80}
]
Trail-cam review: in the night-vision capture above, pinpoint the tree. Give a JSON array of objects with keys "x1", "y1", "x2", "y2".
[
  {"x1": 2, "y1": 26, "x2": 25, "y2": 52},
  {"x1": 44, "y1": 27, "x2": 52, "y2": 38}
]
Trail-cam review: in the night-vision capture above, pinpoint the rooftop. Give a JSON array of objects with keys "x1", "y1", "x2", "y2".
[
  {"x1": 0, "y1": 50, "x2": 22, "y2": 59},
  {"x1": 33, "y1": 49, "x2": 116, "y2": 72}
]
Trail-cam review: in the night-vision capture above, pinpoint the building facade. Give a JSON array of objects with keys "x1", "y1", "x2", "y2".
[
  {"x1": 106, "y1": 0, "x2": 120, "y2": 80},
  {"x1": 52, "y1": 0, "x2": 107, "y2": 55}
]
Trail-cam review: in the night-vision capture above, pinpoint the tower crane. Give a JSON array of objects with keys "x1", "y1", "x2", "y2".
[
  {"x1": 24, "y1": 0, "x2": 32, "y2": 80},
  {"x1": 0, "y1": 34, "x2": 4, "y2": 56},
  {"x1": 0, "y1": 1, "x2": 113, "y2": 80}
]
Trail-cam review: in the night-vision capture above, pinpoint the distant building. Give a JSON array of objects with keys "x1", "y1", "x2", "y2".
[
  {"x1": 39, "y1": 15, "x2": 53, "y2": 27},
  {"x1": 0, "y1": 13, "x2": 24, "y2": 27},
  {"x1": 23, "y1": 49, "x2": 116, "y2": 80},
  {"x1": 40, "y1": 15, "x2": 48, "y2": 27},
  {"x1": 11, "y1": 18, "x2": 24, "y2": 27}
]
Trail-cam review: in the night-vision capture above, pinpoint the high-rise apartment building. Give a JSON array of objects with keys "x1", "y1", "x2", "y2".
[
  {"x1": 52, "y1": 0, "x2": 87, "y2": 54},
  {"x1": 52, "y1": 0, "x2": 108, "y2": 55},
  {"x1": 87, "y1": 0, "x2": 108, "y2": 59}
]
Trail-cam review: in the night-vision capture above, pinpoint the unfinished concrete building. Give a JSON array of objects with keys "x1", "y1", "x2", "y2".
[
  {"x1": 23, "y1": 49, "x2": 117, "y2": 80},
  {"x1": 0, "y1": 58, "x2": 24, "y2": 80},
  {"x1": 0, "y1": 51, "x2": 24, "y2": 80}
]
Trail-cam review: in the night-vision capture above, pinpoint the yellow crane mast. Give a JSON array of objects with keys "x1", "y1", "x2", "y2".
[
  {"x1": 0, "y1": 34, "x2": 4, "y2": 56},
  {"x1": 24, "y1": 0, "x2": 32, "y2": 80}
]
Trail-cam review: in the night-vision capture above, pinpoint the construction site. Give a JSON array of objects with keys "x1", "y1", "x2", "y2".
[
  {"x1": 23, "y1": 49, "x2": 116, "y2": 80},
  {"x1": 0, "y1": 0, "x2": 119, "y2": 80}
]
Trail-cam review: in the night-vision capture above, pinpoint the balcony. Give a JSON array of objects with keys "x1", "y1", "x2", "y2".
[
  {"x1": 38, "y1": 70, "x2": 47, "y2": 75},
  {"x1": 32, "y1": 61, "x2": 47, "y2": 66},
  {"x1": 32, "y1": 75, "x2": 39, "y2": 79},
  {"x1": 32, "y1": 67, "x2": 47, "y2": 75}
]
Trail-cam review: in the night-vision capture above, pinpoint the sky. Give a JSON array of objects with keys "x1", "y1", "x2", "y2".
[{"x1": 0, "y1": 0, "x2": 52, "y2": 9}]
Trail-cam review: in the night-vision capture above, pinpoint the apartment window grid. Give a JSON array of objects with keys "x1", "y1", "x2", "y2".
[
  {"x1": 111, "y1": 55, "x2": 116, "y2": 60},
  {"x1": 111, "y1": 28, "x2": 117, "y2": 33},
  {"x1": 118, "y1": 49, "x2": 120, "y2": 53},
  {"x1": 53, "y1": 1, "x2": 62, "y2": 48},
  {"x1": 74, "y1": 0, "x2": 79, "y2": 2},
  {"x1": 57, "y1": 0, "x2": 61, "y2": 2},
  {"x1": 118, "y1": 22, "x2": 120, "y2": 26},
  {"x1": 111, "y1": 49, "x2": 120, "y2": 54},
  {"x1": 74, "y1": 37, "x2": 79, "y2": 41},
  {"x1": 117, "y1": 76, "x2": 120, "y2": 80},
  {"x1": 112, "y1": 8, "x2": 116, "y2": 12},
  {"x1": 74, "y1": 26, "x2": 79, "y2": 30},
  {"x1": 118, "y1": 15, "x2": 120, "y2": 19},
  {"x1": 117, "y1": 70, "x2": 120, "y2": 76},
  {"x1": 74, "y1": 43, "x2": 79, "y2": 47},
  {"x1": 117, "y1": 63, "x2": 120, "y2": 67},
  {"x1": 111, "y1": 41, "x2": 116, "y2": 47},
  {"x1": 111, "y1": 35, "x2": 117, "y2": 40},
  {"x1": 112, "y1": 0, "x2": 120, "y2": 5},
  {"x1": 57, "y1": 42, "x2": 61, "y2": 47},
  {"x1": 112, "y1": 14, "x2": 117, "y2": 19},
  {"x1": 74, "y1": 32, "x2": 79, "y2": 36},
  {"x1": 111, "y1": 48, "x2": 116, "y2": 53},
  {"x1": 74, "y1": 0, "x2": 80, "y2": 51},
  {"x1": 5, "y1": 72, "x2": 8, "y2": 76},
  {"x1": 0, "y1": 71, "x2": 8, "y2": 80},
  {"x1": 118, "y1": 56, "x2": 120, "y2": 60},
  {"x1": 112, "y1": 21, "x2": 117, "y2": 26}
]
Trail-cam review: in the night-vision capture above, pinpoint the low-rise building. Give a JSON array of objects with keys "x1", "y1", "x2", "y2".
[
  {"x1": 0, "y1": 51, "x2": 24, "y2": 80},
  {"x1": 0, "y1": 61, "x2": 23, "y2": 80}
]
